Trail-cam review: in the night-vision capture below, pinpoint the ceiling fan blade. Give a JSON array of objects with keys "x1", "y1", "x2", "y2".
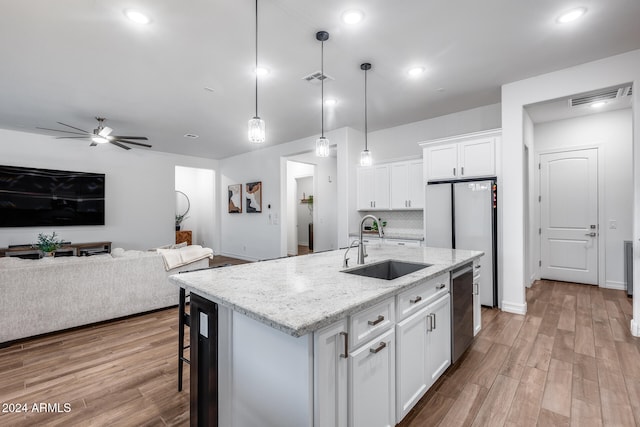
[
  {"x1": 57, "y1": 122, "x2": 90, "y2": 133},
  {"x1": 36, "y1": 127, "x2": 87, "y2": 136},
  {"x1": 110, "y1": 136, "x2": 149, "y2": 140},
  {"x1": 55, "y1": 136, "x2": 90, "y2": 139},
  {"x1": 115, "y1": 139, "x2": 152, "y2": 148},
  {"x1": 109, "y1": 140, "x2": 131, "y2": 150}
]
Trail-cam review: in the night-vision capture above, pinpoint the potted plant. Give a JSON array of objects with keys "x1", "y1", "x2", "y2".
[
  {"x1": 36, "y1": 232, "x2": 64, "y2": 257},
  {"x1": 175, "y1": 214, "x2": 189, "y2": 231}
]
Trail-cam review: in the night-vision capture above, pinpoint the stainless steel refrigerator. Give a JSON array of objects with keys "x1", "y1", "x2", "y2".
[{"x1": 425, "y1": 179, "x2": 497, "y2": 307}]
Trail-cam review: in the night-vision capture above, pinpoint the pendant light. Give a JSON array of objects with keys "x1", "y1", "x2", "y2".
[
  {"x1": 248, "y1": 0, "x2": 265, "y2": 143},
  {"x1": 315, "y1": 31, "x2": 330, "y2": 157},
  {"x1": 360, "y1": 63, "x2": 372, "y2": 167}
]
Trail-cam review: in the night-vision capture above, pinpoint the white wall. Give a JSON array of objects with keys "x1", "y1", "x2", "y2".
[
  {"x1": 533, "y1": 109, "x2": 633, "y2": 289},
  {"x1": 367, "y1": 103, "x2": 502, "y2": 161},
  {"x1": 0, "y1": 128, "x2": 218, "y2": 251},
  {"x1": 523, "y1": 110, "x2": 536, "y2": 287},
  {"x1": 175, "y1": 165, "x2": 216, "y2": 249},
  {"x1": 501, "y1": 49, "x2": 640, "y2": 334},
  {"x1": 220, "y1": 128, "x2": 348, "y2": 261}
]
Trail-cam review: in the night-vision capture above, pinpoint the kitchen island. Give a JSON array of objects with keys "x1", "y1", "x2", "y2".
[{"x1": 169, "y1": 245, "x2": 483, "y2": 427}]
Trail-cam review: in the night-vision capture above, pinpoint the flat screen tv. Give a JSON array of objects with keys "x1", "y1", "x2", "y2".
[{"x1": 0, "y1": 165, "x2": 105, "y2": 227}]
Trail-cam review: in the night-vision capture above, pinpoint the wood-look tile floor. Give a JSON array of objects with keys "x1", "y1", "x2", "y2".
[
  {"x1": 0, "y1": 280, "x2": 638, "y2": 426},
  {"x1": 401, "y1": 280, "x2": 639, "y2": 427}
]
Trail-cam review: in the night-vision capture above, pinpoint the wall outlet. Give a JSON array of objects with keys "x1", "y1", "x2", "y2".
[{"x1": 609, "y1": 220, "x2": 617, "y2": 229}]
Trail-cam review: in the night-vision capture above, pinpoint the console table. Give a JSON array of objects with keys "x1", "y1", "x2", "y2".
[
  {"x1": 176, "y1": 230, "x2": 192, "y2": 246},
  {"x1": 0, "y1": 241, "x2": 112, "y2": 259}
]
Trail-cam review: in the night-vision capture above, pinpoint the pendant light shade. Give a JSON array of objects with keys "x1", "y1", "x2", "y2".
[
  {"x1": 360, "y1": 62, "x2": 372, "y2": 166},
  {"x1": 248, "y1": 0, "x2": 265, "y2": 144},
  {"x1": 315, "y1": 31, "x2": 330, "y2": 157}
]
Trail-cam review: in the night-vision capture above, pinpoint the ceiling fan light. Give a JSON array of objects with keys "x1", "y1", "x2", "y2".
[
  {"x1": 316, "y1": 137, "x2": 330, "y2": 157},
  {"x1": 91, "y1": 136, "x2": 109, "y2": 144},
  {"x1": 360, "y1": 149, "x2": 372, "y2": 167},
  {"x1": 248, "y1": 117, "x2": 265, "y2": 143},
  {"x1": 124, "y1": 9, "x2": 151, "y2": 25}
]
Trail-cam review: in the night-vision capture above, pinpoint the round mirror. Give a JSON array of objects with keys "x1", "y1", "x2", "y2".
[{"x1": 175, "y1": 190, "x2": 190, "y2": 218}]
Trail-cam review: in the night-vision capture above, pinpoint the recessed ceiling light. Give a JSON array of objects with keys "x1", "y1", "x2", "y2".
[
  {"x1": 590, "y1": 101, "x2": 607, "y2": 109},
  {"x1": 324, "y1": 99, "x2": 338, "y2": 106},
  {"x1": 342, "y1": 10, "x2": 364, "y2": 25},
  {"x1": 124, "y1": 9, "x2": 151, "y2": 25},
  {"x1": 557, "y1": 7, "x2": 587, "y2": 24},
  {"x1": 255, "y1": 67, "x2": 270, "y2": 76},
  {"x1": 184, "y1": 133, "x2": 199, "y2": 139},
  {"x1": 408, "y1": 67, "x2": 425, "y2": 77}
]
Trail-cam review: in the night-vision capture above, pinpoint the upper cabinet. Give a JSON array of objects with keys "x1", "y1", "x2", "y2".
[
  {"x1": 390, "y1": 160, "x2": 424, "y2": 210},
  {"x1": 358, "y1": 159, "x2": 423, "y2": 211},
  {"x1": 357, "y1": 164, "x2": 390, "y2": 210},
  {"x1": 420, "y1": 129, "x2": 501, "y2": 182}
]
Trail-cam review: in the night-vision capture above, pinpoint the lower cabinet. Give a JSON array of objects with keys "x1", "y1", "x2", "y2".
[
  {"x1": 349, "y1": 328, "x2": 396, "y2": 427},
  {"x1": 314, "y1": 320, "x2": 348, "y2": 427},
  {"x1": 396, "y1": 293, "x2": 451, "y2": 422}
]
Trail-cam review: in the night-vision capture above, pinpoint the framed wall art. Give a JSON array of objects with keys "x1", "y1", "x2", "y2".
[
  {"x1": 228, "y1": 184, "x2": 242, "y2": 213},
  {"x1": 246, "y1": 181, "x2": 262, "y2": 213}
]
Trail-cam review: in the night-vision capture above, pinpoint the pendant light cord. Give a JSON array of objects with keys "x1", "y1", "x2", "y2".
[
  {"x1": 321, "y1": 40, "x2": 324, "y2": 138},
  {"x1": 364, "y1": 67, "x2": 368, "y2": 151},
  {"x1": 255, "y1": 0, "x2": 259, "y2": 118}
]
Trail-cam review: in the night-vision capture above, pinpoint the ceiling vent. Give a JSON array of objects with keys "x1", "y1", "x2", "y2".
[
  {"x1": 569, "y1": 85, "x2": 632, "y2": 107},
  {"x1": 302, "y1": 71, "x2": 334, "y2": 84}
]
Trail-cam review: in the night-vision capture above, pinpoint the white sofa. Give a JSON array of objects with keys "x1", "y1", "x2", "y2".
[{"x1": 0, "y1": 248, "x2": 210, "y2": 343}]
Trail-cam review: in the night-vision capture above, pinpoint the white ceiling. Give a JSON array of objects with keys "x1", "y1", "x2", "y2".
[{"x1": 1, "y1": 0, "x2": 639, "y2": 159}]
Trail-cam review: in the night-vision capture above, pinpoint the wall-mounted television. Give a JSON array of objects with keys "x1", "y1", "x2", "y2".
[{"x1": 0, "y1": 165, "x2": 105, "y2": 227}]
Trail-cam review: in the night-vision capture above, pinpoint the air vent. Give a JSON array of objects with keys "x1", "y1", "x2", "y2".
[
  {"x1": 302, "y1": 70, "x2": 334, "y2": 84},
  {"x1": 569, "y1": 85, "x2": 632, "y2": 107}
]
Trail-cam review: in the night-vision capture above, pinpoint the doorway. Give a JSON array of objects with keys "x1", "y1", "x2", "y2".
[
  {"x1": 539, "y1": 148, "x2": 599, "y2": 284},
  {"x1": 285, "y1": 160, "x2": 314, "y2": 256}
]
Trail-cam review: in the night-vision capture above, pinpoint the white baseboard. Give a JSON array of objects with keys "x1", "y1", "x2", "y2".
[
  {"x1": 501, "y1": 300, "x2": 527, "y2": 315},
  {"x1": 631, "y1": 319, "x2": 640, "y2": 338},
  {"x1": 602, "y1": 281, "x2": 626, "y2": 291}
]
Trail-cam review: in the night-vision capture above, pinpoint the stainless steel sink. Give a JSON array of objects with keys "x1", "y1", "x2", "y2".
[{"x1": 343, "y1": 260, "x2": 432, "y2": 280}]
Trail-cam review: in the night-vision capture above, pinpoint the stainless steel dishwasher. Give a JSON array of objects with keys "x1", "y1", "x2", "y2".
[{"x1": 451, "y1": 263, "x2": 474, "y2": 363}]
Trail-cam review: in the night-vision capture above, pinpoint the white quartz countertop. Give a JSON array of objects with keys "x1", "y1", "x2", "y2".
[{"x1": 169, "y1": 245, "x2": 482, "y2": 337}]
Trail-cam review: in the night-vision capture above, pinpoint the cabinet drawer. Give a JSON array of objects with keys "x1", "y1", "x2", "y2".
[
  {"x1": 385, "y1": 239, "x2": 421, "y2": 247},
  {"x1": 396, "y1": 273, "x2": 449, "y2": 321},
  {"x1": 350, "y1": 297, "x2": 395, "y2": 348}
]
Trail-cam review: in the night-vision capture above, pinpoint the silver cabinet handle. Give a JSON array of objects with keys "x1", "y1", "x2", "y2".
[
  {"x1": 427, "y1": 314, "x2": 433, "y2": 331},
  {"x1": 370, "y1": 342, "x2": 387, "y2": 354},
  {"x1": 436, "y1": 283, "x2": 446, "y2": 290},
  {"x1": 585, "y1": 232, "x2": 596, "y2": 237},
  {"x1": 461, "y1": 166, "x2": 464, "y2": 176},
  {"x1": 474, "y1": 265, "x2": 481, "y2": 269},
  {"x1": 368, "y1": 315, "x2": 384, "y2": 326},
  {"x1": 431, "y1": 313, "x2": 436, "y2": 329},
  {"x1": 409, "y1": 200, "x2": 411, "y2": 207},
  {"x1": 398, "y1": 242, "x2": 405, "y2": 246},
  {"x1": 474, "y1": 283, "x2": 479, "y2": 295},
  {"x1": 410, "y1": 296, "x2": 422, "y2": 304},
  {"x1": 339, "y1": 331, "x2": 348, "y2": 359},
  {"x1": 453, "y1": 167, "x2": 456, "y2": 176}
]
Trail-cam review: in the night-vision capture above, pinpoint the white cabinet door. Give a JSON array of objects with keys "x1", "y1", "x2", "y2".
[
  {"x1": 396, "y1": 308, "x2": 429, "y2": 422},
  {"x1": 407, "y1": 160, "x2": 424, "y2": 209},
  {"x1": 458, "y1": 138, "x2": 495, "y2": 178},
  {"x1": 425, "y1": 144, "x2": 457, "y2": 181},
  {"x1": 373, "y1": 165, "x2": 390, "y2": 209},
  {"x1": 426, "y1": 294, "x2": 451, "y2": 386},
  {"x1": 349, "y1": 328, "x2": 396, "y2": 427},
  {"x1": 391, "y1": 160, "x2": 423, "y2": 209},
  {"x1": 390, "y1": 162, "x2": 409, "y2": 209},
  {"x1": 357, "y1": 167, "x2": 375, "y2": 210},
  {"x1": 314, "y1": 319, "x2": 348, "y2": 427}
]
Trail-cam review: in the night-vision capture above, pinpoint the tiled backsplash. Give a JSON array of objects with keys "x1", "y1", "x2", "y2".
[{"x1": 358, "y1": 210, "x2": 423, "y2": 236}]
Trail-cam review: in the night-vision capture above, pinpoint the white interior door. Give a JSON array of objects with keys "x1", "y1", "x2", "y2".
[{"x1": 540, "y1": 149, "x2": 598, "y2": 284}]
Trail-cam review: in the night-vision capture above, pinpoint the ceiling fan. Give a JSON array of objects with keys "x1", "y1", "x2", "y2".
[{"x1": 37, "y1": 117, "x2": 151, "y2": 150}]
